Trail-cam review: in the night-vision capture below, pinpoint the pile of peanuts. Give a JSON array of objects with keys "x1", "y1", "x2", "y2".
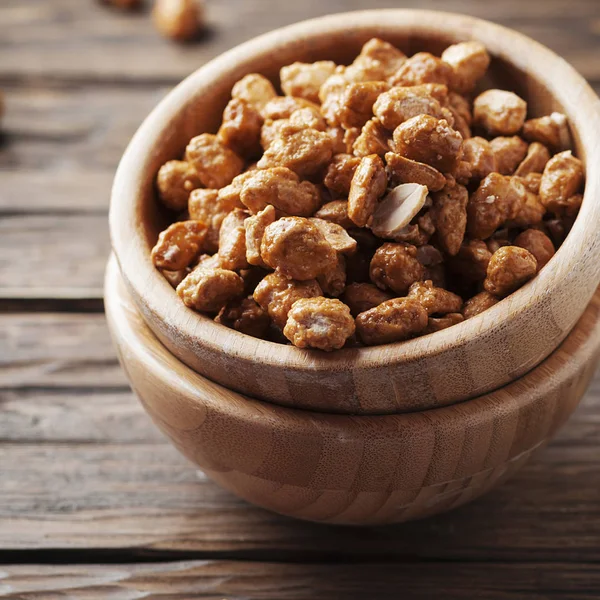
[{"x1": 151, "y1": 38, "x2": 584, "y2": 351}]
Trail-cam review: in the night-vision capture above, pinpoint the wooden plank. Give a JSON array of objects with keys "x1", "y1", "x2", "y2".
[
  {"x1": 0, "y1": 314, "x2": 124, "y2": 388},
  {"x1": 0, "y1": 390, "x2": 155, "y2": 443},
  {"x1": 0, "y1": 214, "x2": 109, "y2": 298},
  {"x1": 1, "y1": 0, "x2": 600, "y2": 83},
  {"x1": 0, "y1": 86, "x2": 160, "y2": 297},
  {"x1": 0, "y1": 171, "x2": 114, "y2": 214},
  {"x1": 0, "y1": 85, "x2": 165, "y2": 188},
  {"x1": 1, "y1": 560, "x2": 600, "y2": 599},
  {"x1": 0, "y1": 85, "x2": 167, "y2": 178},
  {"x1": 0, "y1": 436, "x2": 599, "y2": 558}
]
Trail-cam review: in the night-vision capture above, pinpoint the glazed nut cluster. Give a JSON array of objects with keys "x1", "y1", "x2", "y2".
[{"x1": 151, "y1": 38, "x2": 584, "y2": 351}]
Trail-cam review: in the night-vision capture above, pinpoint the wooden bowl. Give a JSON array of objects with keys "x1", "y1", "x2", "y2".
[
  {"x1": 105, "y1": 256, "x2": 600, "y2": 524},
  {"x1": 110, "y1": 10, "x2": 600, "y2": 415}
]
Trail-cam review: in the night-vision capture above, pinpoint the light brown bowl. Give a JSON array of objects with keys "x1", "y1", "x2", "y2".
[
  {"x1": 105, "y1": 255, "x2": 600, "y2": 524},
  {"x1": 110, "y1": 10, "x2": 600, "y2": 415}
]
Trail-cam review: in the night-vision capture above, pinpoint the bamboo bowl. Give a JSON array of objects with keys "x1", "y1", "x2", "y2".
[
  {"x1": 105, "y1": 256, "x2": 600, "y2": 525},
  {"x1": 110, "y1": 10, "x2": 600, "y2": 415}
]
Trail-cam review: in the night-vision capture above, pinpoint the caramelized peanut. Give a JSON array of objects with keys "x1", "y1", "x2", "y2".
[
  {"x1": 151, "y1": 220, "x2": 207, "y2": 270},
  {"x1": 390, "y1": 52, "x2": 455, "y2": 88},
  {"x1": 253, "y1": 271, "x2": 322, "y2": 329},
  {"x1": 539, "y1": 150, "x2": 584, "y2": 216},
  {"x1": 484, "y1": 246, "x2": 537, "y2": 297},
  {"x1": 373, "y1": 85, "x2": 446, "y2": 130},
  {"x1": 407, "y1": 280, "x2": 463, "y2": 316},
  {"x1": 283, "y1": 297, "x2": 355, "y2": 351},
  {"x1": 355, "y1": 298, "x2": 428, "y2": 346},
  {"x1": 423, "y1": 312, "x2": 464, "y2": 334},
  {"x1": 473, "y1": 90, "x2": 527, "y2": 136},
  {"x1": 218, "y1": 208, "x2": 249, "y2": 271},
  {"x1": 337, "y1": 81, "x2": 390, "y2": 129},
  {"x1": 257, "y1": 126, "x2": 334, "y2": 177},
  {"x1": 261, "y1": 217, "x2": 337, "y2": 280},
  {"x1": 342, "y1": 282, "x2": 392, "y2": 317},
  {"x1": 280, "y1": 61, "x2": 337, "y2": 103},
  {"x1": 232, "y1": 73, "x2": 277, "y2": 112},
  {"x1": 385, "y1": 152, "x2": 446, "y2": 191},
  {"x1": 370, "y1": 243, "x2": 425, "y2": 294},
  {"x1": 245, "y1": 205, "x2": 276, "y2": 267},
  {"x1": 314, "y1": 200, "x2": 354, "y2": 229},
  {"x1": 441, "y1": 41, "x2": 490, "y2": 94},
  {"x1": 309, "y1": 218, "x2": 357, "y2": 255},
  {"x1": 352, "y1": 118, "x2": 391, "y2": 158},
  {"x1": 323, "y1": 154, "x2": 361, "y2": 197},
  {"x1": 522, "y1": 112, "x2": 571, "y2": 152},
  {"x1": 514, "y1": 142, "x2": 551, "y2": 177},
  {"x1": 462, "y1": 137, "x2": 496, "y2": 181},
  {"x1": 462, "y1": 291, "x2": 499, "y2": 319},
  {"x1": 185, "y1": 133, "x2": 244, "y2": 188},
  {"x1": 430, "y1": 183, "x2": 468, "y2": 256},
  {"x1": 348, "y1": 154, "x2": 387, "y2": 227},
  {"x1": 240, "y1": 167, "x2": 320, "y2": 216},
  {"x1": 217, "y1": 98, "x2": 263, "y2": 157},
  {"x1": 177, "y1": 267, "x2": 244, "y2": 312},
  {"x1": 490, "y1": 136, "x2": 528, "y2": 175},
  {"x1": 392, "y1": 115, "x2": 463, "y2": 172},
  {"x1": 156, "y1": 160, "x2": 202, "y2": 211},
  {"x1": 216, "y1": 296, "x2": 270, "y2": 338},
  {"x1": 514, "y1": 229, "x2": 555, "y2": 271},
  {"x1": 467, "y1": 173, "x2": 526, "y2": 239}
]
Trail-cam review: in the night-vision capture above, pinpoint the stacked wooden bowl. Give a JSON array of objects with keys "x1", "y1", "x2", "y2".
[{"x1": 107, "y1": 11, "x2": 600, "y2": 523}]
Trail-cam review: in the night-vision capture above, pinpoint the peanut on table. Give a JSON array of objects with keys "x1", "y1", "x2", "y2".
[{"x1": 150, "y1": 38, "x2": 584, "y2": 351}]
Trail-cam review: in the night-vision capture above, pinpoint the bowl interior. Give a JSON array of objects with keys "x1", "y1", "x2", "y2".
[
  {"x1": 111, "y1": 10, "x2": 600, "y2": 415},
  {"x1": 139, "y1": 26, "x2": 584, "y2": 249}
]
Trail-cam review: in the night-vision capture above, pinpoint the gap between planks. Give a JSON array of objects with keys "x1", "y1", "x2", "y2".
[
  {"x1": 2, "y1": 559, "x2": 600, "y2": 600},
  {"x1": 2, "y1": 549, "x2": 600, "y2": 566}
]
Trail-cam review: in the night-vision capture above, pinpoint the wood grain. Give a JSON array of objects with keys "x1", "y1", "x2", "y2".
[
  {"x1": 2, "y1": 560, "x2": 600, "y2": 599},
  {"x1": 2, "y1": 438, "x2": 600, "y2": 559},
  {"x1": 0, "y1": 214, "x2": 109, "y2": 299},
  {"x1": 1, "y1": 0, "x2": 600, "y2": 83},
  {"x1": 105, "y1": 257, "x2": 600, "y2": 524},
  {"x1": 111, "y1": 9, "x2": 600, "y2": 414},
  {"x1": 1, "y1": 430, "x2": 599, "y2": 558},
  {"x1": 0, "y1": 311, "x2": 599, "y2": 556},
  {"x1": 0, "y1": 86, "x2": 165, "y2": 173},
  {"x1": 0, "y1": 313, "x2": 124, "y2": 388},
  {"x1": 2, "y1": 80, "x2": 600, "y2": 300},
  {"x1": 2, "y1": 0, "x2": 600, "y2": 595}
]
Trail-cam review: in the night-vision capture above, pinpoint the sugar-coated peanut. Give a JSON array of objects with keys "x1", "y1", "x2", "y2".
[
  {"x1": 261, "y1": 217, "x2": 337, "y2": 280},
  {"x1": 283, "y1": 297, "x2": 355, "y2": 351},
  {"x1": 151, "y1": 220, "x2": 207, "y2": 270},
  {"x1": 253, "y1": 271, "x2": 322, "y2": 329},
  {"x1": 355, "y1": 297, "x2": 428, "y2": 346},
  {"x1": 370, "y1": 243, "x2": 425, "y2": 294},
  {"x1": 348, "y1": 154, "x2": 387, "y2": 227},
  {"x1": 177, "y1": 267, "x2": 244, "y2": 312},
  {"x1": 484, "y1": 246, "x2": 537, "y2": 297},
  {"x1": 473, "y1": 90, "x2": 527, "y2": 136},
  {"x1": 462, "y1": 291, "x2": 499, "y2": 319}
]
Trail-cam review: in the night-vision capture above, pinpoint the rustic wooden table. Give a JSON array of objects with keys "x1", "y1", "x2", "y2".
[{"x1": 1, "y1": 0, "x2": 599, "y2": 597}]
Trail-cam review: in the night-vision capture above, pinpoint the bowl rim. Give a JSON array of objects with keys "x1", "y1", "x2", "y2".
[
  {"x1": 110, "y1": 9, "x2": 600, "y2": 377},
  {"x1": 105, "y1": 253, "x2": 600, "y2": 425}
]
